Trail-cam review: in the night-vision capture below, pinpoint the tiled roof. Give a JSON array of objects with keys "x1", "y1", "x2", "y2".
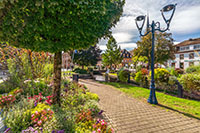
[{"x1": 175, "y1": 38, "x2": 200, "y2": 47}]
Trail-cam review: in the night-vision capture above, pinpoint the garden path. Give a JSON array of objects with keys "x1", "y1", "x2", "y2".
[{"x1": 80, "y1": 79, "x2": 200, "y2": 133}]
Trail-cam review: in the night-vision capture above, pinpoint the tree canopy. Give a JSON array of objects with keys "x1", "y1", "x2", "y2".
[
  {"x1": 73, "y1": 45, "x2": 101, "y2": 68},
  {"x1": 102, "y1": 36, "x2": 123, "y2": 69},
  {"x1": 133, "y1": 32, "x2": 175, "y2": 68},
  {"x1": 0, "y1": 0, "x2": 125, "y2": 52},
  {"x1": 0, "y1": 0, "x2": 125, "y2": 104}
]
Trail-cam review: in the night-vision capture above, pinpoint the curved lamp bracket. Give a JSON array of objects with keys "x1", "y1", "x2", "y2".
[
  {"x1": 135, "y1": 15, "x2": 146, "y2": 34},
  {"x1": 161, "y1": 4, "x2": 177, "y2": 25}
]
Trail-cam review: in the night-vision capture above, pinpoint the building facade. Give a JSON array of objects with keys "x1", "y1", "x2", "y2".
[
  {"x1": 121, "y1": 49, "x2": 133, "y2": 67},
  {"x1": 62, "y1": 52, "x2": 71, "y2": 69},
  {"x1": 169, "y1": 38, "x2": 200, "y2": 69}
]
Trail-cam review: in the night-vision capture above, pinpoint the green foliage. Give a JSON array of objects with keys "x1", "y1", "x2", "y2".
[
  {"x1": 168, "y1": 76, "x2": 177, "y2": 86},
  {"x1": 43, "y1": 64, "x2": 54, "y2": 78},
  {"x1": 133, "y1": 32, "x2": 175, "y2": 66},
  {"x1": 135, "y1": 68, "x2": 149, "y2": 87},
  {"x1": 118, "y1": 69, "x2": 130, "y2": 82},
  {"x1": 85, "y1": 92, "x2": 99, "y2": 101},
  {"x1": 0, "y1": 0, "x2": 124, "y2": 53},
  {"x1": 2, "y1": 98, "x2": 34, "y2": 132},
  {"x1": 102, "y1": 36, "x2": 123, "y2": 69},
  {"x1": 73, "y1": 68, "x2": 88, "y2": 74},
  {"x1": 179, "y1": 73, "x2": 200, "y2": 92},
  {"x1": 154, "y1": 68, "x2": 170, "y2": 83},
  {"x1": 83, "y1": 100, "x2": 100, "y2": 116},
  {"x1": 23, "y1": 79, "x2": 52, "y2": 96},
  {"x1": 186, "y1": 65, "x2": 200, "y2": 73},
  {"x1": 73, "y1": 45, "x2": 101, "y2": 67}
]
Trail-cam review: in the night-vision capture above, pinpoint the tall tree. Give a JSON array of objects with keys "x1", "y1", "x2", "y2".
[
  {"x1": 0, "y1": 0, "x2": 125, "y2": 104},
  {"x1": 102, "y1": 36, "x2": 123, "y2": 69},
  {"x1": 73, "y1": 45, "x2": 101, "y2": 69},
  {"x1": 133, "y1": 32, "x2": 175, "y2": 69}
]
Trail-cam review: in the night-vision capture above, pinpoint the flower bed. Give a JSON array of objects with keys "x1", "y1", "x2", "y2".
[{"x1": 0, "y1": 79, "x2": 114, "y2": 132}]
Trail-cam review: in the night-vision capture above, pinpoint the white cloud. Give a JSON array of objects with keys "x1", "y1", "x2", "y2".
[
  {"x1": 112, "y1": 32, "x2": 132, "y2": 43},
  {"x1": 98, "y1": 0, "x2": 200, "y2": 51},
  {"x1": 170, "y1": 5, "x2": 200, "y2": 34},
  {"x1": 98, "y1": 45, "x2": 107, "y2": 51},
  {"x1": 119, "y1": 43, "x2": 137, "y2": 49}
]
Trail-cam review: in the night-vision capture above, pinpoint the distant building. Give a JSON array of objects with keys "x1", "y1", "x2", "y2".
[
  {"x1": 121, "y1": 49, "x2": 133, "y2": 67},
  {"x1": 168, "y1": 38, "x2": 200, "y2": 69},
  {"x1": 62, "y1": 52, "x2": 71, "y2": 69}
]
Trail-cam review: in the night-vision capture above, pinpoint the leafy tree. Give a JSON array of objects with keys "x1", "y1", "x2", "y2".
[
  {"x1": 102, "y1": 36, "x2": 123, "y2": 69},
  {"x1": 0, "y1": 0, "x2": 124, "y2": 104},
  {"x1": 73, "y1": 45, "x2": 101, "y2": 69},
  {"x1": 133, "y1": 32, "x2": 175, "y2": 69}
]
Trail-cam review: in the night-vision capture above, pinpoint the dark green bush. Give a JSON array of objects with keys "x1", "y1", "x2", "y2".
[
  {"x1": 135, "y1": 68, "x2": 148, "y2": 87},
  {"x1": 118, "y1": 69, "x2": 130, "y2": 82},
  {"x1": 186, "y1": 65, "x2": 200, "y2": 73},
  {"x1": 179, "y1": 73, "x2": 200, "y2": 92},
  {"x1": 73, "y1": 68, "x2": 88, "y2": 74}
]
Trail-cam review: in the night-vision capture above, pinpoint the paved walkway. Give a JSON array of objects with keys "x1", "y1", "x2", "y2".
[{"x1": 80, "y1": 79, "x2": 200, "y2": 133}]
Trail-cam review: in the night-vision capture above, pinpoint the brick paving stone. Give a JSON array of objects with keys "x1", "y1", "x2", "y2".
[{"x1": 80, "y1": 79, "x2": 200, "y2": 133}]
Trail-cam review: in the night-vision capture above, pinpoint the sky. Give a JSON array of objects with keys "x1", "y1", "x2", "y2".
[{"x1": 98, "y1": 0, "x2": 200, "y2": 51}]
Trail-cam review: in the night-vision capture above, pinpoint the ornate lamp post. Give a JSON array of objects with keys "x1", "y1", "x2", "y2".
[{"x1": 135, "y1": 4, "x2": 177, "y2": 104}]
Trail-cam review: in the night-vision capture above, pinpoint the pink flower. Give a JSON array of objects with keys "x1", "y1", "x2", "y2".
[
  {"x1": 35, "y1": 111, "x2": 39, "y2": 115},
  {"x1": 79, "y1": 117, "x2": 82, "y2": 119},
  {"x1": 97, "y1": 129, "x2": 101, "y2": 132},
  {"x1": 111, "y1": 128, "x2": 114, "y2": 133},
  {"x1": 31, "y1": 114, "x2": 34, "y2": 117},
  {"x1": 101, "y1": 122, "x2": 105, "y2": 125},
  {"x1": 92, "y1": 131, "x2": 96, "y2": 133},
  {"x1": 37, "y1": 120, "x2": 42, "y2": 125}
]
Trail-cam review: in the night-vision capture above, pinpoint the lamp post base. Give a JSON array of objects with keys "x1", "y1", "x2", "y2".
[{"x1": 147, "y1": 88, "x2": 158, "y2": 104}]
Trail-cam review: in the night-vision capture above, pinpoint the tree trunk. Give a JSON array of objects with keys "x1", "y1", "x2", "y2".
[
  {"x1": 52, "y1": 51, "x2": 62, "y2": 105},
  {"x1": 82, "y1": 65, "x2": 84, "y2": 69}
]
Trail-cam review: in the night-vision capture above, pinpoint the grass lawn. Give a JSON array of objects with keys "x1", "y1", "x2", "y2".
[{"x1": 101, "y1": 82, "x2": 200, "y2": 119}]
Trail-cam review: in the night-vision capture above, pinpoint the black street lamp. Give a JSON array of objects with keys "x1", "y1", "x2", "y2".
[{"x1": 135, "y1": 4, "x2": 177, "y2": 104}]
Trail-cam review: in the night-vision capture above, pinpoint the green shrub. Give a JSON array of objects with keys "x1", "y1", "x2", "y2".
[
  {"x1": 154, "y1": 68, "x2": 170, "y2": 83},
  {"x1": 179, "y1": 73, "x2": 200, "y2": 92},
  {"x1": 118, "y1": 69, "x2": 130, "y2": 82},
  {"x1": 85, "y1": 92, "x2": 99, "y2": 101},
  {"x1": 186, "y1": 65, "x2": 200, "y2": 73},
  {"x1": 73, "y1": 68, "x2": 88, "y2": 74},
  {"x1": 83, "y1": 100, "x2": 100, "y2": 116},
  {"x1": 168, "y1": 76, "x2": 177, "y2": 86},
  {"x1": 43, "y1": 63, "x2": 54, "y2": 78},
  {"x1": 2, "y1": 98, "x2": 34, "y2": 132},
  {"x1": 135, "y1": 68, "x2": 148, "y2": 87}
]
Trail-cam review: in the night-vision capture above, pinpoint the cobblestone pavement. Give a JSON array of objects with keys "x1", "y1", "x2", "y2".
[{"x1": 80, "y1": 79, "x2": 200, "y2": 133}]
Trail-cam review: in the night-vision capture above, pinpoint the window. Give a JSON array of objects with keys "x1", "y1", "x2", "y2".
[
  {"x1": 180, "y1": 46, "x2": 189, "y2": 51},
  {"x1": 180, "y1": 63, "x2": 184, "y2": 69},
  {"x1": 180, "y1": 54, "x2": 184, "y2": 60},
  {"x1": 189, "y1": 62, "x2": 194, "y2": 66},
  {"x1": 194, "y1": 44, "x2": 200, "y2": 49},
  {"x1": 189, "y1": 53, "x2": 194, "y2": 59},
  {"x1": 172, "y1": 63, "x2": 175, "y2": 68}
]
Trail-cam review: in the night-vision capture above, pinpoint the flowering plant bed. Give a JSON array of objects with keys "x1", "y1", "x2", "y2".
[{"x1": 0, "y1": 79, "x2": 113, "y2": 132}]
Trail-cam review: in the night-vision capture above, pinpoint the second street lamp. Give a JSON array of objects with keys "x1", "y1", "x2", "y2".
[{"x1": 135, "y1": 4, "x2": 177, "y2": 104}]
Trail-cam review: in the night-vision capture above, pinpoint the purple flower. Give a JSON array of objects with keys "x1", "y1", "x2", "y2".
[
  {"x1": 4, "y1": 128, "x2": 11, "y2": 133},
  {"x1": 64, "y1": 89, "x2": 68, "y2": 93},
  {"x1": 57, "y1": 130, "x2": 65, "y2": 133},
  {"x1": 98, "y1": 110, "x2": 104, "y2": 115},
  {"x1": 52, "y1": 130, "x2": 55, "y2": 133},
  {"x1": 34, "y1": 101, "x2": 37, "y2": 107}
]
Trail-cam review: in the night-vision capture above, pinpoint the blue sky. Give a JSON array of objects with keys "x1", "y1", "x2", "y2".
[{"x1": 98, "y1": 0, "x2": 200, "y2": 51}]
